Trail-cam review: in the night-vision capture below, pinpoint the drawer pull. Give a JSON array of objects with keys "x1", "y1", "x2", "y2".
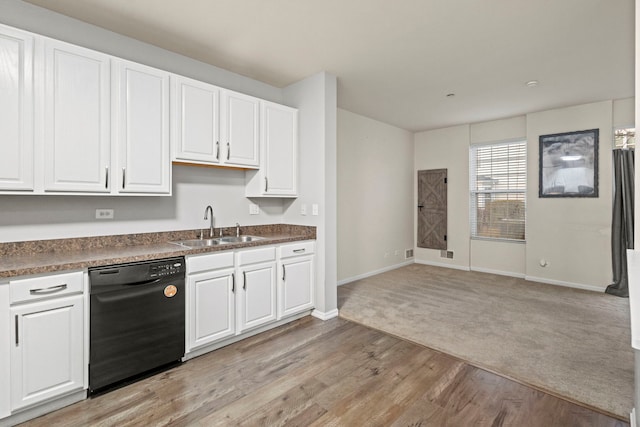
[
  {"x1": 243, "y1": 271, "x2": 246, "y2": 290},
  {"x1": 231, "y1": 273, "x2": 235, "y2": 293},
  {"x1": 282, "y1": 265, "x2": 286, "y2": 282},
  {"x1": 29, "y1": 284, "x2": 67, "y2": 295},
  {"x1": 293, "y1": 248, "x2": 306, "y2": 253}
]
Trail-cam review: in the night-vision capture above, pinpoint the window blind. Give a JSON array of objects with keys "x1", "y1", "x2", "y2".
[{"x1": 470, "y1": 141, "x2": 526, "y2": 241}]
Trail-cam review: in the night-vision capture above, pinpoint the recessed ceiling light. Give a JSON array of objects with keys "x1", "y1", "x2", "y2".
[
  {"x1": 525, "y1": 80, "x2": 539, "y2": 88},
  {"x1": 446, "y1": 93, "x2": 455, "y2": 97}
]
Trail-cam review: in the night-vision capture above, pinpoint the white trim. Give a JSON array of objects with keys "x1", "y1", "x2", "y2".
[
  {"x1": 1, "y1": 390, "x2": 86, "y2": 426},
  {"x1": 470, "y1": 266, "x2": 525, "y2": 279},
  {"x1": 524, "y1": 275, "x2": 605, "y2": 293},
  {"x1": 631, "y1": 408, "x2": 636, "y2": 427},
  {"x1": 311, "y1": 308, "x2": 339, "y2": 320},
  {"x1": 415, "y1": 259, "x2": 471, "y2": 271},
  {"x1": 337, "y1": 260, "x2": 414, "y2": 286}
]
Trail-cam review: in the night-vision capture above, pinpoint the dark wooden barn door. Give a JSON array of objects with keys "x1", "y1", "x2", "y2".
[{"x1": 417, "y1": 169, "x2": 447, "y2": 249}]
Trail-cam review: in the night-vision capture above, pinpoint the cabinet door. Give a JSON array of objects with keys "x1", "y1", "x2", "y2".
[
  {"x1": 187, "y1": 268, "x2": 235, "y2": 351},
  {"x1": 115, "y1": 60, "x2": 170, "y2": 194},
  {"x1": 0, "y1": 25, "x2": 34, "y2": 191},
  {"x1": 43, "y1": 40, "x2": 110, "y2": 192},
  {"x1": 221, "y1": 91, "x2": 259, "y2": 168},
  {"x1": 172, "y1": 76, "x2": 221, "y2": 164},
  {"x1": 279, "y1": 256, "x2": 314, "y2": 318},
  {"x1": 10, "y1": 294, "x2": 84, "y2": 411},
  {"x1": 262, "y1": 102, "x2": 297, "y2": 196},
  {"x1": 237, "y1": 262, "x2": 276, "y2": 333}
]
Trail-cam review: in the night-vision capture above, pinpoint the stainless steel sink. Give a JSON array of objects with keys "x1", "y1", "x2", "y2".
[
  {"x1": 218, "y1": 235, "x2": 264, "y2": 243},
  {"x1": 170, "y1": 239, "x2": 223, "y2": 248},
  {"x1": 170, "y1": 235, "x2": 264, "y2": 248}
]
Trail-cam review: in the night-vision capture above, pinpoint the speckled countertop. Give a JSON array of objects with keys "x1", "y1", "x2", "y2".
[{"x1": 0, "y1": 224, "x2": 315, "y2": 279}]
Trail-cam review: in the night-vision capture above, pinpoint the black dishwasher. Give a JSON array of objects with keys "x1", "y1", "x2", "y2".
[{"x1": 88, "y1": 257, "x2": 185, "y2": 394}]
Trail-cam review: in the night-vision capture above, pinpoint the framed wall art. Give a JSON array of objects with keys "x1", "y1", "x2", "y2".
[{"x1": 539, "y1": 128, "x2": 599, "y2": 198}]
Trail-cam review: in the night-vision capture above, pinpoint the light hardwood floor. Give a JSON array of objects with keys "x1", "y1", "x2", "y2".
[{"x1": 19, "y1": 316, "x2": 626, "y2": 427}]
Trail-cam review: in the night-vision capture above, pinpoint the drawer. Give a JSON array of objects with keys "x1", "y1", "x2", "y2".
[
  {"x1": 236, "y1": 246, "x2": 276, "y2": 266},
  {"x1": 187, "y1": 251, "x2": 234, "y2": 274},
  {"x1": 279, "y1": 241, "x2": 316, "y2": 259},
  {"x1": 10, "y1": 271, "x2": 84, "y2": 304}
]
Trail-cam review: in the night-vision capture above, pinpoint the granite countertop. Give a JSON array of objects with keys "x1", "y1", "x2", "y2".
[{"x1": 0, "y1": 224, "x2": 315, "y2": 279}]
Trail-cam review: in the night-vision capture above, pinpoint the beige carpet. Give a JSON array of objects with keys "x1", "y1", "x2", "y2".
[{"x1": 337, "y1": 263, "x2": 634, "y2": 420}]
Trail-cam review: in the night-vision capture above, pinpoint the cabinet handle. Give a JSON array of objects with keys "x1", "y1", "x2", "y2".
[
  {"x1": 243, "y1": 271, "x2": 246, "y2": 290},
  {"x1": 29, "y1": 283, "x2": 67, "y2": 295},
  {"x1": 105, "y1": 166, "x2": 109, "y2": 190},
  {"x1": 231, "y1": 273, "x2": 235, "y2": 293},
  {"x1": 293, "y1": 248, "x2": 305, "y2": 253},
  {"x1": 216, "y1": 141, "x2": 220, "y2": 160},
  {"x1": 264, "y1": 177, "x2": 268, "y2": 192},
  {"x1": 15, "y1": 315, "x2": 18, "y2": 346},
  {"x1": 227, "y1": 142, "x2": 230, "y2": 160},
  {"x1": 283, "y1": 265, "x2": 286, "y2": 282},
  {"x1": 122, "y1": 168, "x2": 126, "y2": 189}
]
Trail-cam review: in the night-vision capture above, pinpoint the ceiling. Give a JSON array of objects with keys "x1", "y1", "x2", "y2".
[{"x1": 25, "y1": 0, "x2": 635, "y2": 132}]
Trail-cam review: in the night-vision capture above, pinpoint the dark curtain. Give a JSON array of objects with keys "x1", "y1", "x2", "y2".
[{"x1": 606, "y1": 148, "x2": 635, "y2": 297}]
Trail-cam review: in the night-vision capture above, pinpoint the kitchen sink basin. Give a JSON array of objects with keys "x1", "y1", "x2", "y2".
[
  {"x1": 170, "y1": 235, "x2": 264, "y2": 248},
  {"x1": 218, "y1": 235, "x2": 264, "y2": 243},
  {"x1": 170, "y1": 239, "x2": 223, "y2": 248}
]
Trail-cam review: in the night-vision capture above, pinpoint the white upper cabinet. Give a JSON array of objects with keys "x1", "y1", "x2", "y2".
[
  {"x1": 221, "y1": 90, "x2": 260, "y2": 168},
  {"x1": 114, "y1": 60, "x2": 170, "y2": 194},
  {"x1": 246, "y1": 101, "x2": 298, "y2": 197},
  {"x1": 0, "y1": 25, "x2": 34, "y2": 191},
  {"x1": 172, "y1": 76, "x2": 221, "y2": 164},
  {"x1": 42, "y1": 39, "x2": 111, "y2": 193},
  {"x1": 172, "y1": 79, "x2": 260, "y2": 169}
]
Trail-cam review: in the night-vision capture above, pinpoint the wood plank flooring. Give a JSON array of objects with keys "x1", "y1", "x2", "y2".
[{"x1": 20, "y1": 317, "x2": 627, "y2": 427}]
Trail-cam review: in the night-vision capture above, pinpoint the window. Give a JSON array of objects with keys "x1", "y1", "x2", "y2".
[
  {"x1": 470, "y1": 140, "x2": 526, "y2": 241},
  {"x1": 614, "y1": 127, "x2": 635, "y2": 148}
]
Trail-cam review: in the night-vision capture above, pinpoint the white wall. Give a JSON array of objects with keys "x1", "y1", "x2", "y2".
[
  {"x1": 0, "y1": 166, "x2": 283, "y2": 242},
  {"x1": 413, "y1": 99, "x2": 632, "y2": 290},
  {"x1": 414, "y1": 125, "x2": 471, "y2": 270},
  {"x1": 526, "y1": 101, "x2": 613, "y2": 290},
  {"x1": 337, "y1": 109, "x2": 414, "y2": 283},
  {"x1": 282, "y1": 72, "x2": 338, "y2": 317}
]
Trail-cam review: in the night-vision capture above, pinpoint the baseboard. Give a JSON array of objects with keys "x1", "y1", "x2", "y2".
[
  {"x1": 311, "y1": 308, "x2": 339, "y2": 320},
  {"x1": 471, "y1": 266, "x2": 525, "y2": 279},
  {"x1": 415, "y1": 259, "x2": 471, "y2": 272},
  {"x1": 338, "y1": 260, "x2": 414, "y2": 286},
  {"x1": 0, "y1": 389, "x2": 86, "y2": 427},
  {"x1": 525, "y1": 275, "x2": 605, "y2": 293}
]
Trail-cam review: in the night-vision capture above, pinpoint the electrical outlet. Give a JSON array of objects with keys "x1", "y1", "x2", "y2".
[
  {"x1": 384, "y1": 251, "x2": 389, "y2": 258},
  {"x1": 96, "y1": 209, "x2": 114, "y2": 219},
  {"x1": 249, "y1": 203, "x2": 260, "y2": 215},
  {"x1": 394, "y1": 249, "x2": 400, "y2": 256},
  {"x1": 312, "y1": 204, "x2": 319, "y2": 216},
  {"x1": 300, "y1": 204, "x2": 307, "y2": 215}
]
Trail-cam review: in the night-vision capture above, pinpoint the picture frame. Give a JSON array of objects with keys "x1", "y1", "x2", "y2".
[{"x1": 539, "y1": 128, "x2": 599, "y2": 198}]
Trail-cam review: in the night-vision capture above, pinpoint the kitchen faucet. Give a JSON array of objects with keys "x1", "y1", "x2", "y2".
[
  {"x1": 204, "y1": 205, "x2": 214, "y2": 238},
  {"x1": 236, "y1": 223, "x2": 240, "y2": 237}
]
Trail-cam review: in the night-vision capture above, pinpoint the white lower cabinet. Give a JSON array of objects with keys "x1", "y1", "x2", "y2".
[
  {"x1": 278, "y1": 242, "x2": 315, "y2": 318},
  {"x1": 8, "y1": 271, "x2": 85, "y2": 412},
  {"x1": 236, "y1": 247, "x2": 277, "y2": 334},
  {"x1": 185, "y1": 241, "x2": 314, "y2": 357},
  {"x1": 186, "y1": 252, "x2": 235, "y2": 352}
]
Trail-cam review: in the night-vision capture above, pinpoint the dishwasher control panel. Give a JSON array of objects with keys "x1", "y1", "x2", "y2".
[{"x1": 150, "y1": 260, "x2": 184, "y2": 278}]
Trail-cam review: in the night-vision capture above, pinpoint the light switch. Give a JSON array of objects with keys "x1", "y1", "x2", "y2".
[
  {"x1": 300, "y1": 204, "x2": 307, "y2": 215},
  {"x1": 312, "y1": 204, "x2": 319, "y2": 216}
]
